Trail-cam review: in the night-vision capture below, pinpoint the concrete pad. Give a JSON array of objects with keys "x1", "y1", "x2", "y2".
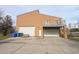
[
  {"x1": 0, "y1": 37, "x2": 79, "y2": 54},
  {"x1": 0, "y1": 42, "x2": 25, "y2": 54}
]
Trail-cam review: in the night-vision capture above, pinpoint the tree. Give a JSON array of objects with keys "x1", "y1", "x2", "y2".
[
  {"x1": 0, "y1": 9, "x2": 4, "y2": 35},
  {"x1": 0, "y1": 9, "x2": 15, "y2": 36},
  {"x1": 2, "y1": 15, "x2": 14, "y2": 36}
]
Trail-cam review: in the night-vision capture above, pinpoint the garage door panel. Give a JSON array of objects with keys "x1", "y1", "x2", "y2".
[
  {"x1": 19, "y1": 27, "x2": 35, "y2": 36},
  {"x1": 44, "y1": 28, "x2": 59, "y2": 37}
]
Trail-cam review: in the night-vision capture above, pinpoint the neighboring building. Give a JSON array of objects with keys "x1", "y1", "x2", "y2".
[
  {"x1": 16, "y1": 10, "x2": 68, "y2": 39},
  {"x1": 70, "y1": 23, "x2": 79, "y2": 28},
  {"x1": 69, "y1": 20, "x2": 79, "y2": 29}
]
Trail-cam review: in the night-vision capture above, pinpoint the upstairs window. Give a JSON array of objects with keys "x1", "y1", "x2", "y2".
[{"x1": 44, "y1": 20, "x2": 49, "y2": 25}]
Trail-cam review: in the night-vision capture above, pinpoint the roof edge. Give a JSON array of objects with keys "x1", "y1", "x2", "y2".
[{"x1": 17, "y1": 10, "x2": 39, "y2": 17}]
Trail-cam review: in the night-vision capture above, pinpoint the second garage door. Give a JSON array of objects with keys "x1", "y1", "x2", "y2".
[
  {"x1": 43, "y1": 27, "x2": 59, "y2": 37},
  {"x1": 19, "y1": 27, "x2": 35, "y2": 36}
]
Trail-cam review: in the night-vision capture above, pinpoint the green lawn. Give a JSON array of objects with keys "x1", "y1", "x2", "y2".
[
  {"x1": 0, "y1": 36, "x2": 9, "y2": 40},
  {"x1": 69, "y1": 36, "x2": 79, "y2": 41}
]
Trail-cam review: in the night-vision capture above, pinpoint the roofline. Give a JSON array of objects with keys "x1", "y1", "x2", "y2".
[
  {"x1": 39, "y1": 13, "x2": 61, "y2": 18},
  {"x1": 17, "y1": 10, "x2": 62, "y2": 19},
  {"x1": 17, "y1": 10, "x2": 39, "y2": 17}
]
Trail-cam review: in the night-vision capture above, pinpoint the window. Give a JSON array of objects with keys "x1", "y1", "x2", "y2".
[
  {"x1": 57, "y1": 20, "x2": 61, "y2": 24},
  {"x1": 44, "y1": 20, "x2": 49, "y2": 25}
]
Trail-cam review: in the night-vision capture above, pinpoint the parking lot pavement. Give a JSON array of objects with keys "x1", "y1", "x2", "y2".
[{"x1": 0, "y1": 37, "x2": 79, "y2": 54}]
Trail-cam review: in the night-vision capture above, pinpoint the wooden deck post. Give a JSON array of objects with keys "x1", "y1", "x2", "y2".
[{"x1": 63, "y1": 26, "x2": 68, "y2": 39}]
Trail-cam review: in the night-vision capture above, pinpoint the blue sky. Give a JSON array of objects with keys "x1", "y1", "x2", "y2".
[{"x1": 0, "y1": 5, "x2": 79, "y2": 26}]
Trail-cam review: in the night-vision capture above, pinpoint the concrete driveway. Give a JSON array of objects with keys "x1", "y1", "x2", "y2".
[{"x1": 0, "y1": 37, "x2": 79, "y2": 54}]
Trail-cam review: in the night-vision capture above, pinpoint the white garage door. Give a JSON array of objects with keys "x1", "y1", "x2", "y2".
[{"x1": 19, "y1": 27, "x2": 35, "y2": 36}]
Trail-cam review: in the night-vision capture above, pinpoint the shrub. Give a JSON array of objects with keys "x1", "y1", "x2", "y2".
[{"x1": 70, "y1": 28, "x2": 79, "y2": 32}]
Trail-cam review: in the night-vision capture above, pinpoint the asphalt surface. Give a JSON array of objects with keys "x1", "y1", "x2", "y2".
[{"x1": 0, "y1": 37, "x2": 79, "y2": 54}]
